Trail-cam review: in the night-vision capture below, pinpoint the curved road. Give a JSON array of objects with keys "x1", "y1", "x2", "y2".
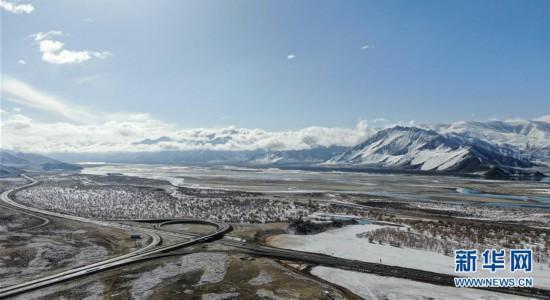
[
  {"x1": 0, "y1": 175, "x2": 230, "y2": 298},
  {"x1": 0, "y1": 202, "x2": 49, "y2": 231},
  {"x1": 1, "y1": 175, "x2": 162, "y2": 251}
]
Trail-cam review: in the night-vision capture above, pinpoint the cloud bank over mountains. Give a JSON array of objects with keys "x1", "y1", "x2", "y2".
[
  {"x1": 0, "y1": 77, "x2": 373, "y2": 153},
  {"x1": 1, "y1": 77, "x2": 547, "y2": 155},
  {"x1": 0, "y1": 111, "x2": 374, "y2": 153}
]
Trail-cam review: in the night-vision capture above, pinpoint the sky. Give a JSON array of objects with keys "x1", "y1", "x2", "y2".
[{"x1": 1, "y1": 0, "x2": 549, "y2": 153}]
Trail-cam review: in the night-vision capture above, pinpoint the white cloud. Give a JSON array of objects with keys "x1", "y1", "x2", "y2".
[
  {"x1": 287, "y1": 54, "x2": 296, "y2": 60},
  {"x1": 2, "y1": 113, "x2": 32, "y2": 130},
  {"x1": 42, "y1": 49, "x2": 92, "y2": 64},
  {"x1": 32, "y1": 30, "x2": 64, "y2": 42},
  {"x1": 361, "y1": 44, "x2": 374, "y2": 50},
  {"x1": 12, "y1": 107, "x2": 21, "y2": 112},
  {"x1": 1, "y1": 77, "x2": 97, "y2": 123},
  {"x1": 31, "y1": 30, "x2": 111, "y2": 65},
  {"x1": 0, "y1": 0, "x2": 34, "y2": 14},
  {"x1": 17, "y1": 59, "x2": 26, "y2": 65},
  {"x1": 39, "y1": 40, "x2": 64, "y2": 53}
]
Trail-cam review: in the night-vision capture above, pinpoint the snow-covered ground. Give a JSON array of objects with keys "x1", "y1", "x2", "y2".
[
  {"x1": 268, "y1": 224, "x2": 550, "y2": 288},
  {"x1": 15, "y1": 179, "x2": 315, "y2": 223},
  {"x1": 311, "y1": 267, "x2": 531, "y2": 300},
  {"x1": 130, "y1": 253, "x2": 227, "y2": 299}
]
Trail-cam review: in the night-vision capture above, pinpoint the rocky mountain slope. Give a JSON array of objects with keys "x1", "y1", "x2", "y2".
[
  {"x1": 0, "y1": 150, "x2": 82, "y2": 172},
  {"x1": 326, "y1": 126, "x2": 535, "y2": 175}
]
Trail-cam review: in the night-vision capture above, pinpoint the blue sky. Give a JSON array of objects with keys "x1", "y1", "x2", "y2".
[{"x1": 1, "y1": 0, "x2": 549, "y2": 153}]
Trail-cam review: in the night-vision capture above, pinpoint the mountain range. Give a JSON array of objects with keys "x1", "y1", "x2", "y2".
[
  {"x1": 47, "y1": 146, "x2": 347, "y2": 167},
  {"x1": 2, "y1": 117, "x2": 549, "y2": 178},
  {"x1": 326, "y1": 126, "x2": 538, "y2": 176}
]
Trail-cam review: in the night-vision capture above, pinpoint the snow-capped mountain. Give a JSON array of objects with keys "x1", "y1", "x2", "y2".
[
  {"x1": 433, "y1": 117, "x2": 550, "y2": 161},
  {"x1": 326, "y1": 126, "x2": 533, "y2": 173}
]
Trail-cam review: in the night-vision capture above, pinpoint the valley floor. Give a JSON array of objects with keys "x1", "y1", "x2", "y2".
[{"x1": 1, "y1": 165, "x2": 549, "y2": 299}]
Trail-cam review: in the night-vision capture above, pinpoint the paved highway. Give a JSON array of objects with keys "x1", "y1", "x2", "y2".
[
  {"x1": 216, "y1": 241, "x2": 550, "y2": 299},
  {"x1": 0, "y1": 201, "x2": 49, "y2": 231}
]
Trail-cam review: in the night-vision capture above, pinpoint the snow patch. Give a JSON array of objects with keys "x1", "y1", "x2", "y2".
[
  {"x1": 248, "y1": 270, "x2": 273, "y2": 286},
  {"x1": 312, "y1": 267, "x2": 528, "y2": 300}
]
